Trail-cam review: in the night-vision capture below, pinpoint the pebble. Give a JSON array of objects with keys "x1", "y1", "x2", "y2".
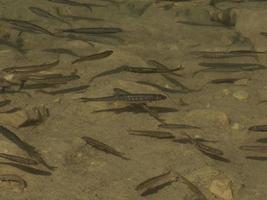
[
  {"x1": 232, "y1": 90, "x2": 249, "y2": 100},
  {"x1": 185, "y1": 109, "x2": 230, "y2": 127},
  {"x1": 209, "y1": 178, "x2": 234, "y2": 200}
]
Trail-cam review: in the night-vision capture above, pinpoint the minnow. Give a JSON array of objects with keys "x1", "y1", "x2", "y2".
[
  {"x1": 0, "y1": 126, "x2": 56, "y2": 170},
  {"x1": 136, "y1": 170, "x2": 177, "y2": 196},
  {"x1": 29, "y1": 6, "x2": 69, "y2": 25},
  {"x1": 209, "y1": 78, "x2": 246, "y2": 84},
  {"x1": 173, "y1": 138, "x2": 217, "y2": 144},
  {"x1": 256, "y1": 138, "x2": 267, "y2": 143},
  {"x1": 159, "y1": 123, "x2": 201, "y2": 129},
  {"x1": 55, "y1": 7, "x2": 104, "y2": 21},
  {"x1": 146, "y1": 60, "x2": 183, "y2": 77},
  {"x1": 177, "y1": 20, "x2": 225, "y2": 27},
  {"x1": 239, "y1": 145, "x2": 267, "y2": 153},
  {"x1": 89, "y1": 65, "x2": 180, "y2": 83},
  {"x1": 0, "y1": 162, "x2": 52, "y2": 176},
  {"x1": 0, "y1": 153, "x2": 38, "y2": 165},
  {"x1": 72, "y1": 50, "x2": 113, "y2": 64},
  {"x1": 2, "y1": 59, "x2": 59, "y2": 73},
  {"x1": 43, "y1": 48, "x2": 79, "y2": 57},
  {"x1": 246, "y1": 156, "x2": 267, "y2": 161},
  {"x1": 0, "y1": 99, "x2": 11, "y2": 107},
  {"x1": 0, "y1": 174, "x2": 27, "y2": 190},
  {"x1": 92, "y1": 104, "x2": 178, "y2": 114},
  {"x1": 0, "y1": 18, "x2": 54, "y2": 36},
  {"x1": 128, "y1": 130, "x2": 175, "y2": 139},
  {"x1": 38, "y1": 84, "x2": 89, "y2": 95},
  {"x1": 136, "y1": 81, "x2": 191, "y2": 93},
  {"x1": 80, "y1": 92, "x2": 166, "y2": 103},
  {"x1": 62, "y1": 27, "x2": 122, "y2": 34},
  {"x1": 81, "y1": 136, "x2": 129, "y2": 160},
  {"x1": 248, "y1": 125, "x2": 267, "y2": 132},
  {"x1": 47, "y1": 0, "x2": 106, "y2": 11}
]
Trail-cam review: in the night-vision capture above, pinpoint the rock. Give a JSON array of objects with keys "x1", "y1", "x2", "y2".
[
  {"x1": 185, "y1": 109, "x2": 230, "y2": 127},
  {"x1": 232, "y1": 90, "x2": 249, "y2": 100},
  {"x1": 209, "y1": 178, "x2": 234, "y2": 200},
  {"x1": 0, "y1": 106, "x2": 49, "y2": 128}
]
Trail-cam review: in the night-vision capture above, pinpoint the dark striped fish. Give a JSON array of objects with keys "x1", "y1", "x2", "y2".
[
  {"x1": 81, "y1": 136, "x2": 129, "y2": 160},
  {"x1": 0, "y1": 18, "x2": 54, "y2": 36},
  {"x1": 239, "y1": 145, "x2": 267, "y2": 152},
  {"x1": 72, "y1": 50, "x2": 113, "y2": 64},
  {"x1": 128, "y1": 130, "x2": 175, "y2": 139},
  {"x1": 47, "y1": 0, "x2": 106, "y2": 11},
  {"x1": 159, "y1": 123, "x2": 201, "y2": 129},
  {"x1": 29, "y1": 6, "x2": 68, "y2": 25},
  {"x1": 248, "y1": 125, "x2": 267, "y2": 132},
  {"x1": 0, "y1": 174, "x2": 27, "y2": 190},
  {"x1": 0, "y1": 162, "x2": 52, "y2": 176},
  {"x1": 0, "y1": 153, "x2": 38, "y2": 165},
  {"x1": 62, "y1": 27, "x2": 122, "y2": 34}
]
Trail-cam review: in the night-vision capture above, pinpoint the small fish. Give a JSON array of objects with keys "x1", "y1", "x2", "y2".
[
  {"x1": 92, "y1": 105, "x2": 178, "y2": 114},
  {"x1": 146, "y1": 60, "x2": 183, "y2": 77},
  {"x1": 47, "y1": 0, "x2": 106, "y2": 11},
  {"x1": 0, "y1": 18, "x2": 54, "y2": 36},
  {"x1": 177, "y1": 20, "x2": 225, "y2": 27},
  {"x1": 246, "y1": 156, "x2": 267, "y2": 161},
  {"x1": 209, "y1": 78, "x2": 246, "y2": 84},
  {"x1": 135, "y1": 170, "x2": 177, "y2": 196},
  {"x1": 43, "y1": 48, "x2": 79, "y2": 57},
  {"x1": 62, "y1": 27, "x2": 122, "y2": 34},
  {"x1": 239, "y1": 145, "x2": 267, "y2": 153},
  {"x1": 122, "y1": 65, "x2": 181, "y2": 74},
  {"x1": 55, "y1": 7, "x2": 104, "y2": 21},
  {"x1": 136, "y1": 81, "x2": 191, "y2": 94},
  {"x1": 80, "y1": 93, "x2": 167, "y2": 103},
  {"x1": 159, "y1": 123, "x2": 201, "y2": 129},
  {"x1": 0, "y1": 153, "x2": 38, "y2": 165},
  {"x1": 195, "y1": 142, "x2": 224, "y2": 156},
  {"x1": 81, "y1": 136, "x2": 129, "y2": 160},
  {"x1": 0, "y1": 99, "x2": 11, "y2": 107},
  {"x1": 256, "y1": 138, "x2": 267, "y2": 143},
  {"x1": 3, "y1": 59, "x2": 60, "y2": 73},
  {"x1": 72, "y1": 50, "x2": 113, "y2": 64},
  {"x1": 260, "y1": 32, "x2": 267, "y2": 37},
  {"x1": 38, "y1": 84, "x2": 89, "y2": 95},
  {"x1": 248, "y1": 125, "x2": 267, "y2": 132},
  {"x1": 22, "y1": 83, "x2": 59, "y2": 90},
  {"x1": 128, "y1": 130, "x2": 175, "y2": 139},
  {"x1": 0, "y1": 174, "x2": 27, "y2": 190},
  {"x1": 173, "y1": 138, "x2": 217, "y2": 144},
  {"x1": 0, "y1": 162, "x2": 52, "y2": 176},
  {"x1": 0, "y1": 126, "x2": 56, "y2": 170},
  {"x1": 29, "y1": 6, "x2": 68, "y2": 25}
]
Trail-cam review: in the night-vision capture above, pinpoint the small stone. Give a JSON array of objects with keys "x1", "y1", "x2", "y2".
[
  {"x1": 234, "y1": 79, "x2": 249, "y2": 86},
  {"x1": 209, "y1": 178, "x2": 234, "y2": 200},
  {"x1": 233, "y1": 90, "x2": 249, "y2": 100},
  {"x1": 231, "y1": 123, "x2": 240, "y2": 130},
  {"x1": 223, "y1": 89, "x2": 231, "y2": 96},
  {"x1": 185, "y1": 109, "x2": 230, "y2": 127}
]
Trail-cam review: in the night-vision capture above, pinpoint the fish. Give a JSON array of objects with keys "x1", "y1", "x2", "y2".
[
  {"x1": 0, "y1": 174, "x2": 27, "y2": 190},
  {"x1": 72, "y1": 50, "x2": 113, "y2": 64},
  {"x1": 260, "y1": 32, "x2": 267, "y2": 37},
  {"x1": 177, "y1": 173, "x2": 208, "y2": 200},
  {"x1": 239, "y1": 145, "x2": 267, "y2": 153},
  {"x1": 209, "y1": 78, "x2": 246, "y2": 84},
  {"x1": 0, "y1": 162, "x2": 52, "y2": 176},
  {"x1": 2, "y1": 59, "x2": 60, "y2": 73},
  {"x1": 22, "y1": 83, "x2": 59, "y2": 90},
  {"x1": 0, "y1": 17, "x2": 54, "y2": 36},
  {"x1": 135, "y1": 170, "x2": 177, "y2": 196},
  {"x1": 195, "y1": 142, "x2": 224, "y2": 156},
  {"x1": 0, "y1": 126, "x2": 56, "y2": 170},
  {"x1": 62, "y1": 27, "x2": 122, "y2": 34},
  {"x1": 158, "y1": 123, "x2": 201, "y2": 129},
  {"x1": 256, "y1": 138, "x2": 267, "y2": 143},
  {"x1": 92, "y1": 104, "x2": 178, "y2": 114},
  {"x1": 38, "y1": 84, "x2": 89, "y2": 95},
  {"x1": 177, "y1": 20, "x2": 225, "y2": 27},
  {"x1": 55, "y1": 7, "x2": 104, "y2": 21},
  {"x1": 0, "y1": 99, "x2": 11, "y2": 107},
  {"x1": 173, "y1": 138, "x2": 217, "y2": 144},
  {"x1": 128, "y1": 130, "x2": 175, "y2": 139},
  {"x1": 0, "y1": 153, "x2": 38, "y2": 165},
  {"x1": 80, "y1": 93, "x2": 167, "y2": 103},
  {"x1": 43, "y1": 48, "x2": 79, "y2": 57},
  {"x1": 29, "y1": 6, "x2": 69, "y2": 25},
  {"x1": 47, "y1": 0, "x2": 106, "y2": 11},
  {"x1": 146, "y1": 60, "x2": 183, "y2": 77},
  {"x1": 248, "y1": 125, "x2": 267, "y2": 132},
  {"x1": 246, "y1": 156, "x2": 267, "y2": 161},
  {"x1": 136, "y1": 81, "x2": 191, "y2": 93},
  {"x1": 81, "y1": 136, "x2": 129, "y2": 160}
]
